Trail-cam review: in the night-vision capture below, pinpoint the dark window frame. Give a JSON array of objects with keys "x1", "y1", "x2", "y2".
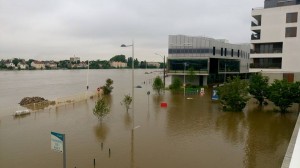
[
  {"x1": 221, "y1": 48, "x2": 223, "y2": 56},
  {"x1": 286, "y1": 27, "x2": 297, "y2": 37},
  {"x1": 286, "y1": 12, "x2": 298, "y2": 23}
]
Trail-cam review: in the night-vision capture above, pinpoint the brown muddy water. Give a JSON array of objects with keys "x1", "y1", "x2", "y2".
[{"x1": 0, "y1": 70, "x2": 298, "y2": 168}]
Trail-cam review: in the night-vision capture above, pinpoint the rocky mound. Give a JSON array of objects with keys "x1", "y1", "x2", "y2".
[{"x1": 19, "y1": 97, "x2": 48, "y2": 106}]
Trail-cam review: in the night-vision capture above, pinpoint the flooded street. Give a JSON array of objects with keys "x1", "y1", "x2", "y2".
[{"x1": 0, "y1": 70, "x2": 298, "y2": 168}]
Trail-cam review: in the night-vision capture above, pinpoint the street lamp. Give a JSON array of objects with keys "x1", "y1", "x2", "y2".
[
  {"x1": 147, "y1": 91, "x2": 150, "y2": 116},
  {"x1": 121, "y1": 40, "x2": 134, "y2": 130},
  {"x1": 183, "y1": 62, "x2": 188, "y2": 97},
  {"x1": 224, "y1": 63, "x2": 227, "y2": 83},
  {"x1": 155, "y1": 53, "x2": 166, "y2": 89}
]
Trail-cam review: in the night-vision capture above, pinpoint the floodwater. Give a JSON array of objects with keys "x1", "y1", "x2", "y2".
[{"x1": 0, "y1": 69, "x2": 298, "y2": 168}]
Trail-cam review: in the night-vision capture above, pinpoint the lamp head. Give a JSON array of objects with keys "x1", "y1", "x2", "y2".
[{"x1": 121, "y1": 44, "x2": 127, "y2": 47}]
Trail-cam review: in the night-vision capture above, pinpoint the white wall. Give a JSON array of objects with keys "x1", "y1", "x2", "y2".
[{"x1": 251, "y1": 5, "x2": 300, "y2": 72}]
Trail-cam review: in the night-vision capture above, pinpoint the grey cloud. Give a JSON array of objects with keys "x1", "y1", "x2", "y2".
[{"x1": 0, "y1": 0, "x2": 264, "y2": 61}]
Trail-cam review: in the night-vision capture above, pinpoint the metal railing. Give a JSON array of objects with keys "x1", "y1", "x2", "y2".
[
  {"x1": 168, "y1": 69, "x2": 208, "y2": 74},
  {"x1": 250, "y1": 49, "x2": 283, "y2": 54},
  {"x1": 250, "y1": 63, "x2": 282, "y2": 69}
]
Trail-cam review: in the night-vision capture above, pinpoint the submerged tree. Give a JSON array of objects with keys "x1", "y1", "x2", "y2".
[
  {"x1": 187, "y1": 67, "x2": 196, "y2": 83},
  {"x1": 217, "y1": 76, "x2": 250, "y2": 112},
  {"x1": 291, "y1": 81, "x2": 300, "y2": 105},
  {"x1": 249, "y1": 73, "x2": 270, "y2": 106},
  {"x1": 169, "y1": 77, "x2": 182, "y2": 93},
  {"x1": 267, "y1": 79, "x2": 295, "y2": 113},
  {"x1": 102, "y1": 78, "x2": 114, "y2": 95},
  {"x1": 152, "y1": 76, "x2": 164, "y2": 95},
  {"x1": 121, "y1": 94, "x2": 132, "y2": 112},
  {"x1": 110, "y1": 55, "x2": 127, "y2": 63},
  {"x1": 93, "y1": 97, "x2": 110, "y2": 122}
]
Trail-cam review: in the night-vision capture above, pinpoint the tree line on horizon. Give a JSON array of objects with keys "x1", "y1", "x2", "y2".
[{"x1": 0, "y1": 55, "x2": 165, "y2": 70}]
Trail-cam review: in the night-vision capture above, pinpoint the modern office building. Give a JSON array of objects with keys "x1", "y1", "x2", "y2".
[
  {"x1": 167, "y1": 35, "x2": 251, "y2": 86},
  {"x1": 250, "y1": 0, "x2": 300, "y2": 82}
]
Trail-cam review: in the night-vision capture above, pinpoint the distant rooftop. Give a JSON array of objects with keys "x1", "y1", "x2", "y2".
[{"x1": 264, "y1": 0, "x2": 300, "y2": 8}]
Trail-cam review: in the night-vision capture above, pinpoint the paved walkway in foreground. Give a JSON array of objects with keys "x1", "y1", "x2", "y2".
[{"x1": 281, "y1": 112, "x2": 300, "y2": 168}]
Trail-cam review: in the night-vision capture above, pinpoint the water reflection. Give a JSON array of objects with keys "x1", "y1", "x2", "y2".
[
  {"x1": 94, "y1": 123, "x2": 109, "y2": 143},
  {"x1": 243, "y1": 107, "x2": 296, "y2": 168},
  {"x1": 166, "y1": 94, "x2": 214, "y2": 136},
  {"x1": 152, "y1": 95, "x2": 165, "y2": 120},
  {"x1": 123, "y1": 113, "x2": 132, "y2": 129},
  {"x1": 22, "y1": 102, "x2": 55, "y2": 111},
  {"x1": 0, "y1": 70, "x2": 298, "y2": 168},
  {"x1": 13, "y1": 113, "x2": 31, "y2": 120},
  {"x1": 215, "y1": 112, "x2": 246, "y2": 145},
  {"x1": 152, "y1": 95, "x2": 164, "y2": 109}
]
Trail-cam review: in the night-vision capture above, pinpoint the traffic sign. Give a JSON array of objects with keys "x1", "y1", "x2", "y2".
[{"x1": 51, "y1": 132, "x2": 64, "y2": 153}]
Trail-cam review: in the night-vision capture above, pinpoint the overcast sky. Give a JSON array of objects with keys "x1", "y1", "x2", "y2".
[{"x1": 0, "y1": 0, "x2": 264, "y2": 62}]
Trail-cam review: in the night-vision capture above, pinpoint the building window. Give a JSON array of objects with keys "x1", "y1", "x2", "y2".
[
  {"x1": 237, "y1": 50, "x2": 240, "y2": 57},
  {"x1": 286, "y1": 12, "x2": 298, "y2": 23},
  {"x1": 213, "y1": 47, "x2": 215, "y2": 55},
  {"x1": 221, "y1": 48, "x2": 223, "y2": 56},
  {"x1": 253, "y1": 42, "x2": 283, "y2": 54},
  {"x1": 286, "y1": 27, "x2": 297, "y2": 37},
  {"x1": 251, "y1": 58, "x2": 282, "y2": 69},
  {"x1": 231, "y1": 49, "x2": 233, "y2": 57},
  {"x1": 225, "y1": 48, "x2": 227, "y2": 56}
]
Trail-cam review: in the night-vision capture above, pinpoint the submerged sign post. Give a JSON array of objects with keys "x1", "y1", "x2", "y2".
[
  {"x1": 211, "y1": 85, "x2": 219, "y2": 101},
  {"x1": 51, "y1": 131, "x2": 66, "y2": 168}
]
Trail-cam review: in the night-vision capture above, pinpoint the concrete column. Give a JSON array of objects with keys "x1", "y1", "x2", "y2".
[{"x1": 203, "y1": 76, "x2": 208, "y2": 86}]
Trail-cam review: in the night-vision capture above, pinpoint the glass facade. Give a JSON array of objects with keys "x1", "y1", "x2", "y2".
[
  {"x1": 218, "y1": 59, "x2": 240, "y2": 73},
  {"x1": 168, "y1": 59, "x2": 208, "y2": 73},
  {"x1": 168, "y1": 48, "x2": 211, "y2": 54}
]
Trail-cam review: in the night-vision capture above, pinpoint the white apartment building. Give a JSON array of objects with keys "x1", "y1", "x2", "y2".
[
  {"x1": 110, "y1": 61, "x2": 127, "y2": 68},
  {"x1": 250, "y1": 0, "x2": 300, "y2": 82},
  {"x1": 31, "y1": 61, "x2": 45, "y2": 69},
  {"x1": 147, "y1": 62, "x2": 160, "y2": 68},
  {"x1": 17, "y1": 62, "x2": 28, "y2": 69}
]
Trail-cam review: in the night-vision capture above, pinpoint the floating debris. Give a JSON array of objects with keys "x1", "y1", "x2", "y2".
[
  {"x1": 14, "y1": 109, "x2": 31, "y2": 116},
  {"x1": 19, "y1": 97, "x2": 47, "y2": 105}
]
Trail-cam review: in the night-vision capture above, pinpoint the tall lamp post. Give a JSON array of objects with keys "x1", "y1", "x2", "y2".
[
  {"x1": 183, "y1": 62, "x2": 188, "y2": 97},
  {"x1": 121, "y1": 41, "x2": 134, "y2": 130},
  {"x1": 155, "y1": 53, "x2": 166, "y2": 89},
  {"x1": 224, "y1": 63, "x2": 227, "y2": 83}
]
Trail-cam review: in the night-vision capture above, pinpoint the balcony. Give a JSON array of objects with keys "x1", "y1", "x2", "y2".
[
  {"x1": 251, "y1": 21, "x2": 259, "y2": 27},
  {"x1": 251, "y1": 33, "x2": 261, "y2": 40},
  {"x1": 250, "y1": 63, "x2": 282, "y2": 69},
  {"x1": 251, "y1": 42, "x2": 283, "y2": 54},
  {"x1": 251, "y1": 15, "x2": 261, "y2": 27},
  {"x1": 250, "y1": 48, "x2": 282, "y2": 54}
]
